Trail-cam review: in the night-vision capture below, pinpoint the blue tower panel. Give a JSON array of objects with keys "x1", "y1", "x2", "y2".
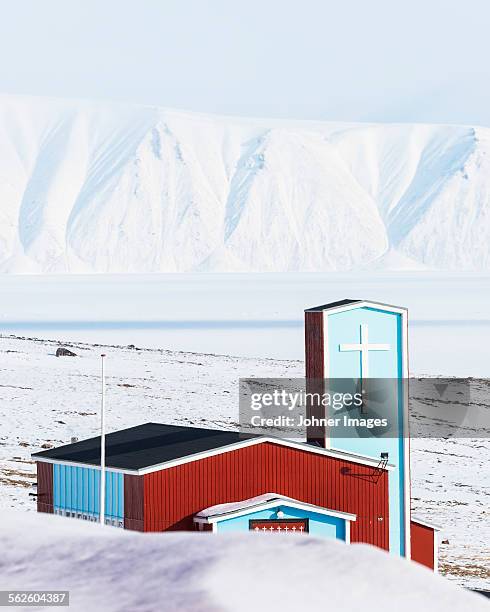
[{"x1": 326, "y1": 305, "x2": 408, "y2": 557}]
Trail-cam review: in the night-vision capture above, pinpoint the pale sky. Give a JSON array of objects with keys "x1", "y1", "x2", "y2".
[{"x1": 1, "y1": 0, "x2": 490, "y2": 125}]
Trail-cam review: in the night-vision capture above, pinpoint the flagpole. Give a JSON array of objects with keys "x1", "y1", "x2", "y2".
[{"x1": 100, "y1": 354, "x2": 106, "y2": 525}]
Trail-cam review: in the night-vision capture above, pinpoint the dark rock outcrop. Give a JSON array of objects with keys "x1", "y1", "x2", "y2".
[{"x1": 56, "y1": 347, "x2": 77, "y2": 357}]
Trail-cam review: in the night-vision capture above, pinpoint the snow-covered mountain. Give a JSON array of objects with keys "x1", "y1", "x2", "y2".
[{"x1": 1, "y1": 94, "x2": 489, "y2": 273}]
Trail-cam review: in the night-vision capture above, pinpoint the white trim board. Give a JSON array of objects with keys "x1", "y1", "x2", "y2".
[
  {"x1": 33, "y1": 435, "x2": 395, "y2": 475},
  {"x1": 433, "y1": 530, "x2": 439, "y2": 573},
  {"x1": 31, "y1": 457, "x2": 135, "y2": 475},
  {"x1": 314, "y1": 300, "x2": 407, "y2": 316},
  {"x1": 411, "y1": 517, "x2": 442, "y2": 531}
]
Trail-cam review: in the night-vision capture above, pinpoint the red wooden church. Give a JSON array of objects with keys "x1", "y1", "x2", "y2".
[{"x1": 33, "y1": 299, "x2": 439, "y2": 570}]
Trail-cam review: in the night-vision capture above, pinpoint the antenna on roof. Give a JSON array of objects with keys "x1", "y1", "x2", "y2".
[{"x1": 100, "y1": 354, "x2": 106, "y2": 525}]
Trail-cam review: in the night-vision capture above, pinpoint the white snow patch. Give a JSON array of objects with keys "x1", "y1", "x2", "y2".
[
  {"x1": 196, "y1": 493, "x2": 282, "y2": 518},
  {"x1": 0, "y1": 509, "x2": 487, "y2": 612}
]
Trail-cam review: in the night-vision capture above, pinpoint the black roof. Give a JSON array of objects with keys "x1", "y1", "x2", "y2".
[
  {"x1": 305, "y1": 299, "x2": 360, "y2": 312},
  {"x1": 32, "y1": 423, "x2": 259, "y2": 471}
]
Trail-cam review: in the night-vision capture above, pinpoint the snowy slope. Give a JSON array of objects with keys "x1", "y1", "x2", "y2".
[
  {"x1": 1, "y1": 94, "x2": 490, "y2": 272},
  {"x1": 1, "y1": 510, "x2": 487, "y2": 612},
  {"x1": 0, "y1": 336, "x2": 488, "y2": 588}
]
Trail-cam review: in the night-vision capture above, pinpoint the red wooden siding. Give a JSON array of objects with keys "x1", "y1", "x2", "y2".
[
  {"x1": 411, "y1": 521, "x2": 435, "y2": 570},
  {"x1": 36, "y1": 461, "x2": 53, "y2": 514},
  {"x1": 143, "y1": 441, "x2": 389, "y2": 550},
  {"x1": 305, "y1": 311, "x2": 324, "y2": 379},
  {"x1": 124, "y1": 474, "x2": 144, "y2": 531},
  {"x1": 305, "y1": 311, "x2": 326, "y2": 446}
]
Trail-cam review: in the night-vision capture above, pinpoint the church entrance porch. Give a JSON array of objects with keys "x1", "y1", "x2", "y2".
[{"x1": 194, "y1": 493, "x2": 355, "y2": 542}]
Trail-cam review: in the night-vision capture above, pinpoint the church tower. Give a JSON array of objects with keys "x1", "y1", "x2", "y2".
[{"x1": 304, "y1": 299, "x2": 410, "y2": 557}]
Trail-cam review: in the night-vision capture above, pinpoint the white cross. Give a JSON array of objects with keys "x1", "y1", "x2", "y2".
[{"x1": 339, "y1": 324, "x2": 390, "y2": 379}]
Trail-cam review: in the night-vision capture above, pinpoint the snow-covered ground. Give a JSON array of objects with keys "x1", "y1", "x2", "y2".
[
  {"x1": 1, "y1": 509, "x2": 487, "y2": 612},
  {"x1": 0, "y1": 335, "x2": 488, "y2": 589},
  {"x1": 1, "y1": 272, "x2": 489, "y2": 374},
  {"x1": 2, "y1": 94, "x2": 490, "y2": 273}
]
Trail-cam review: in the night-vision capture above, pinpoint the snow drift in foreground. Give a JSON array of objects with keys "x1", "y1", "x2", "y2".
[
  {"x1": 1, "y1": 94, "x2": 490, "y2": 273},
  {"x1": 0, "y1": 510, "x2": 486, "y2": 612}
]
